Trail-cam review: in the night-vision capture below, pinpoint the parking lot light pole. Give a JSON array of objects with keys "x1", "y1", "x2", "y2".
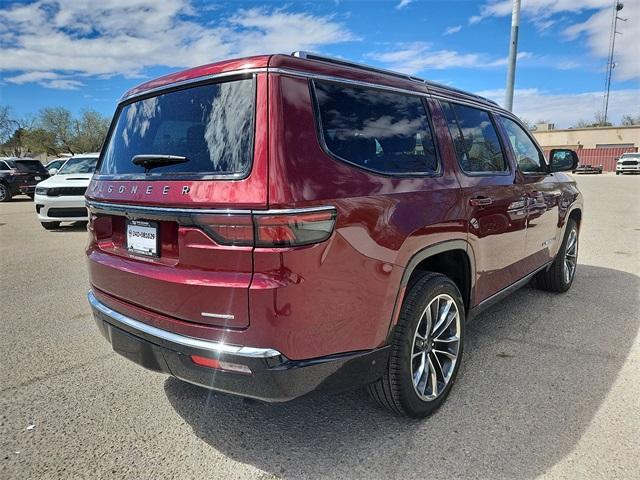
[{"x1": 505, "y1": 0, "x2": 521, "y2": 111}]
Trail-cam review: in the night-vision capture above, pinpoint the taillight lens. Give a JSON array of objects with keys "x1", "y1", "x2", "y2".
[
  {"x1": 254, "y1": 210, "x2": 336, "y2": 247},
  {"x1": 195, "y1": 208, "x2": 337, "y2": 247},
  {"x1": 195, "y1": 214, "x2": 254, "y2": 247}
]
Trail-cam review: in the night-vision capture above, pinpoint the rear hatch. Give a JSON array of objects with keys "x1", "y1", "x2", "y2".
[
  {"x1": 87, "y1": 74, "x2": 268, "y2": 329},
  {"x1": 13, "y1": 160, "x2": 48, "y2": 186}
]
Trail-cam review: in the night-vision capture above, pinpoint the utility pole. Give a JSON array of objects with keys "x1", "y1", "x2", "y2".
[
  {"x1": 602, "y1": 1, "x2": 625, "y2": 126},
  {"x1": 505, "y1": 0, "x2": 521, "y2": 111}
]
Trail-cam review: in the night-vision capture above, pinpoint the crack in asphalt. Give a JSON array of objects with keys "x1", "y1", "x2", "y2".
[{"x1": 0, "y1": 353, "x2": 114, "y2": 396}]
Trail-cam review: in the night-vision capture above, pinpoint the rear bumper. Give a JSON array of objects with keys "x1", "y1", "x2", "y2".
[{"x1": 88, "y1": 291, "x2": 389, "y2": 402}]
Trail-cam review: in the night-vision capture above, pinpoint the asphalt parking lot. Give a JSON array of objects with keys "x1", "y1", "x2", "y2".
[{"x1": 1, "y1": 173, "x2": 638, "y2": 479}]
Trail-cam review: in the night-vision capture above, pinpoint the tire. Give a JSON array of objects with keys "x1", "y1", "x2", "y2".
[
  {"x1": 535, "y1": 218, "x2": 578, "y2": 292},
  {"x1": 0, "y1": 183, "x2": 11, "y2": 202},
  {"x1": 367, "y1": 272, "x2": 465, "y2": 418},
  {"x1": 616, "y1": 171, "x2": 620, "y2": 175},
  {"x1": 41, "y1": 221, "x2": 61, "y2": 230}
]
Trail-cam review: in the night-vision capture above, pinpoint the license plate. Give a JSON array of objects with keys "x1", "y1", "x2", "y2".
[
  {"x1": 34, "y1": 176, "x2": 41, "y2": 181},
  {"x1": 127, "y1": 220, "x2": 159, "y2": 257}
]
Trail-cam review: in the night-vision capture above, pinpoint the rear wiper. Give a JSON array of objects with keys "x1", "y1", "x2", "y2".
[{"x1": 132, "y1": 154, "x2": 189, "y2": 172}]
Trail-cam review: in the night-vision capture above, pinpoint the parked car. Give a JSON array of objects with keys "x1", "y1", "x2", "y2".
[
  {"x1": 0, "y1": 157, "x2": 49, "y2": 202},
  {"x1": 34, "y1": 153, "x2": 99, "y2": 229},
  {"x1": 86, "y1": 52, "x2": 583, "y2": 418},
  {"x1": 572, "y1": 164, "x2": 603, "y2": 174},
  {"x1": 44, "y1": 158, "x2": 69, "y2": 175},
  {"x1": 616, "y1": 152, "x2": 640, "y2": 174}
]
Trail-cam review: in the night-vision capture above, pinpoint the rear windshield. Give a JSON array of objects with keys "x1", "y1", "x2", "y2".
[
  {"x1": 14, "y1": 160, "x2": 47, "y2": 174},
  {"x1": 58, "y1": 157, "x2": 98, "y2": 174},
  {"x1": 98, "y1": 78, "x2": 255, "y2": 177}
]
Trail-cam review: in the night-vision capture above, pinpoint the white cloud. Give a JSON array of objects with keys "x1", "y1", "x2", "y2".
[
  {"x1": 4, "y1": 71, "x2": 85, "y2": 90},
  {"x1": 476, "y1": 87, "x2": 640, "y2": 128},
  {"x1": 0, "y1": 1, "x2": 355, "y2": 87},
  {"x1": 443, "y1": 25, "x2": 462, "y2": 36},
  {"x1": 471, "y1": 1, "x2": 639, "y2": 80},
  {"x1": 42, "y1": 79, "x2": 86, "y2": 90},
  {"x1": 5, "y1": 71, "x2": 60, "y2": 84},
  {"x1": 396, "y1": 0, "x2": 413, "y2": 10},
  {"x1": 471, "y1": 0, "x2": 611, "y2": 23},
  {"x1": 368, "y1": 42, "x2": 532, "y2": 74}
]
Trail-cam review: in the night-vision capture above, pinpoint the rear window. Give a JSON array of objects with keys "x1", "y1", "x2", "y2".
[
  {"x1": 313, "y1": 80, "x2": 439, "y2": 175},
  {"x1": 14, "y1": 160, "x2": 47, "y2": 174},
  {"x1": 98, "y1": 78, "x2": 255, "y2": 177},
  {"x1": 58, "y1": 157, "x2": 98, "y2": 174}
]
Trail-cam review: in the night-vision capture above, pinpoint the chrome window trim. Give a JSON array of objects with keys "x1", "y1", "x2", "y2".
[
  {"x1": 271, "y1": 67, "x2": 431, "y2": 99},
  {"x1": 85, "y1": 199, "x2": 336, "y2": 217},
  {"x1": 88, "y1": 290, "x2": 282, "y2": 358},
  {"x1": 271, "y1": 68, "x2": 504, "y2": 113}
]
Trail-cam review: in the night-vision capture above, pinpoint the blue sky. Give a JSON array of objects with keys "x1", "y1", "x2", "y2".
[{"x1": 1, "y1": 0, "x2": 638, "y2": 127}]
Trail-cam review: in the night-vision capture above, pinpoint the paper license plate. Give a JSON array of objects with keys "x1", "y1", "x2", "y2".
[{"x1": 127, "y1": 220, "x2": 159, "y2": 257}]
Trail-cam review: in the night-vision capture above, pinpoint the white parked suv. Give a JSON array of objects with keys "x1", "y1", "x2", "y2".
[
  {"x1": 616, "y1": 153, "x2": 640, "y2": 175},
  {"x1": 34, "y1": 153, "x2": 98, "y2": 229}
]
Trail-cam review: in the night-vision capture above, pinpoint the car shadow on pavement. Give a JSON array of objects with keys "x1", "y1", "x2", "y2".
[{"x1": 164, "y1": 265, "x2": 639, "y2": 479}]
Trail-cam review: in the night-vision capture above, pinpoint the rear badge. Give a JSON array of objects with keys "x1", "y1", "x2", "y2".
[{"x1": 89, "y1": 183, "x2": 190, "y2": 195}]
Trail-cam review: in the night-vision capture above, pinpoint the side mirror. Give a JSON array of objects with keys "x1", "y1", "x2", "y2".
[
  {"x1": 549, "y1": 149, "x2": 579, "y2": 172},
  {"x1": 49, "y1": 168, "x2": 58, "y2": 175}
]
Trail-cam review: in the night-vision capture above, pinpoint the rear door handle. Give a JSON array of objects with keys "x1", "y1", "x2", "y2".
[{"x1": 469, "y1": 196, "x2": 493, "y2": 206}]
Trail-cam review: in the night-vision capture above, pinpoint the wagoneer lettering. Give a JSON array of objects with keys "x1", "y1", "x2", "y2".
[{"x1": 86, "y1": 52, "x2": 583, "y2": 418}]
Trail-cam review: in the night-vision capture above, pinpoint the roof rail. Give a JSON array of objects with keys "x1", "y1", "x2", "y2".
[
  {"x1": 291, "y1": 51, "x2": 426, "y2": 84},
  {"x1": 291, "y1": 51, "x2": 499, "y2": 107}
]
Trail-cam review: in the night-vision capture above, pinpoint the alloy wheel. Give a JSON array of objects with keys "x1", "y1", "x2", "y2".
[
  {"x1": 564, "y1": 228, "x2": 578, "y2": 284},
  {"x1": 0, "y1": 184, "x2": 7, "y2": 202},
  {"x1": 410, "y1": 294, "x2": 461, "y2": 401}
]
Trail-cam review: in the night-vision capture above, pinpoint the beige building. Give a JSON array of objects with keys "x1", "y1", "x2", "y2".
[{"x1": 532, "y1": 124, "x2": 640, "y2": 150}]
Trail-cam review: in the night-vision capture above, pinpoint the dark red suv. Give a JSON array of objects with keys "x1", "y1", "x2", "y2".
[{"x1": 86, "y1": 52, "x2": 582, "y2": 418}]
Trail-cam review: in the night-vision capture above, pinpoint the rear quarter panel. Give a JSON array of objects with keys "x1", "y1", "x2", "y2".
[{"x1": 254, "y1": 74, "x2": 466, "y2": 359}]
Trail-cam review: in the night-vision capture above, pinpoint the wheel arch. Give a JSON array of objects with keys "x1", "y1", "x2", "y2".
[{"x1": 386, "y1": 240, "x2": 475, "y2": 343}]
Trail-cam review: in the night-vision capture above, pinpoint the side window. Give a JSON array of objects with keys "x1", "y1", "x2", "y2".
[
  {"x1": 441, "y1": 101, "x2": 508, "y2": 174},
  {"x1": 500, "y1": 116, "x2": 546, "y2": 173},
  {"x1": 313, "y1": 80, "x2": 439, "y2": 174},
  {"x1": 0, "y1": 161, "x2": 9, "y2": 171}
]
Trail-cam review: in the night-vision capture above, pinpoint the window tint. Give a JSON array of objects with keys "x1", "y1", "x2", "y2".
[
  {"x1": 58, "y1": 157, "x2": 98, "y2": 174},
  {"x1": 500, "y1": 116, "x2": 546, "y2": 173},
  {"x1": 0, "y1": 161, "x2": 9, "y2": 171},
  {"x1": 99, "y1": 79, "x2": 254, "y2": 176},
  {"x1": 14, "y1": 160, "x2": 47, "y2": 174},
  {"x1": 314, "y1": 81, "x2": 438, "y2": 174},
  {"x1": 441, "y1": 102, "x2": 507, "y2": 174}
]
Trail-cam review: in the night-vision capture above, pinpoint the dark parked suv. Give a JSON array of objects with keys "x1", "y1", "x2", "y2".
[
  {"x1": 86, "y1": 53, "x2": 583, "y2": 418},
  {"x1": 0, "y1": 158, "x2": 49, "y2": 202}
]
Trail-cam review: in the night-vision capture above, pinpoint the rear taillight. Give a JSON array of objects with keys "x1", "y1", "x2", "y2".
[
  {"x1": 254, "y1": 210, "x2": 336, "y2": 247},
  {"x1": 196, "y1": 207, "x2": 337, "y2": 248}
]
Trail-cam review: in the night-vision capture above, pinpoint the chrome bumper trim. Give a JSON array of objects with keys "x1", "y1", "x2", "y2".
[{"x1": 88, "y1": 290, "x2": 282, "y2": 358}]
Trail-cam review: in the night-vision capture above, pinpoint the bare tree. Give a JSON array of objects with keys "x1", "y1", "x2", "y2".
[
  {"x1": 621, "y1": 114, "x2": 640, "y2": 126},
  {"x1": 0, "y1": 106, "x2": 18, "y2": 145}
]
